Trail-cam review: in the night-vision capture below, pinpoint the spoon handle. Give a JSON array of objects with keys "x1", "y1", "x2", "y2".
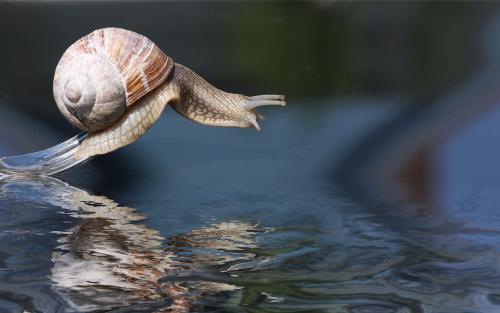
[{"x1": 0, "y1": 133, "x2": 90, "y2": 176}]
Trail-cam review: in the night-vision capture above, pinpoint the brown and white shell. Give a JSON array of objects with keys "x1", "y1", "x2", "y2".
[{"x1": 53, "y1": 27, "x2": 174, "y2": 132}]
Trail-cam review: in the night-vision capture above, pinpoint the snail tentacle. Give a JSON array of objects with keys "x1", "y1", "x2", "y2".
[
  {"x1": 248, "y1": 95, "x2": 285, "y2": 101},
  {"x1": 243, "y1": 98, "x2": 286, "y2": 110}
]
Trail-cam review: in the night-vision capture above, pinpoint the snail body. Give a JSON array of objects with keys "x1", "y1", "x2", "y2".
[{"x1": 53, "y1": 28, "x2": 286, "y2": 160}]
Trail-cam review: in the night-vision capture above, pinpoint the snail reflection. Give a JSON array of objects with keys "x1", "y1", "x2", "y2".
[{"x1": 0, "y1": 176, "x2": 273, "y2": 312}]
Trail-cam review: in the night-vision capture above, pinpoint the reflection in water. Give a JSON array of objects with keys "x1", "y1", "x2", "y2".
[
  {"x1": 51, "y1": 190, "x2": 178, "y2": 312},
  {"x1": 0, "y1": 176, "x2": 275, "y2": 312},
  {"x1": 3, "y1": 177, "x2": 500, "y2": 311}
]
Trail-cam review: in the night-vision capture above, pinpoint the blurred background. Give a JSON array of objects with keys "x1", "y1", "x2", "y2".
[{"x1": 2, "y1": 1, "x2": 500, "y2": 312}]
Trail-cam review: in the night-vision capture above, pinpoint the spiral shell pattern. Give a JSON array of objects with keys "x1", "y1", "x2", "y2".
[{"x1": 53, "y1": 28, "x2": 173, "y2": 132}]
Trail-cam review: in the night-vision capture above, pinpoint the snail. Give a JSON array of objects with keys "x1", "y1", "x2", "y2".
[{"x1": 0, "y1": 27, "x2": 285, "y2": 176}]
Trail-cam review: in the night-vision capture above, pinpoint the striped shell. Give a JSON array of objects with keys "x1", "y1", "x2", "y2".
[{"x1": 53, "y1": 28, "x2": 174, "y2": 132}]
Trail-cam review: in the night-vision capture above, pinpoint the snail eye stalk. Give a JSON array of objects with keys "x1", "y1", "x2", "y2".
[
  {"x1": 244, "y1": 95, "x2": 286, "y2": 109},
  {"x1": 0, "y1": 133, "x2": 90, "y2": 176}
]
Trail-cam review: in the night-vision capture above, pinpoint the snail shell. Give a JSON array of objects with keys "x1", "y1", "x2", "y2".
[{"x1": 53, "y1": 28, "x2": 174, "y2": 132}]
